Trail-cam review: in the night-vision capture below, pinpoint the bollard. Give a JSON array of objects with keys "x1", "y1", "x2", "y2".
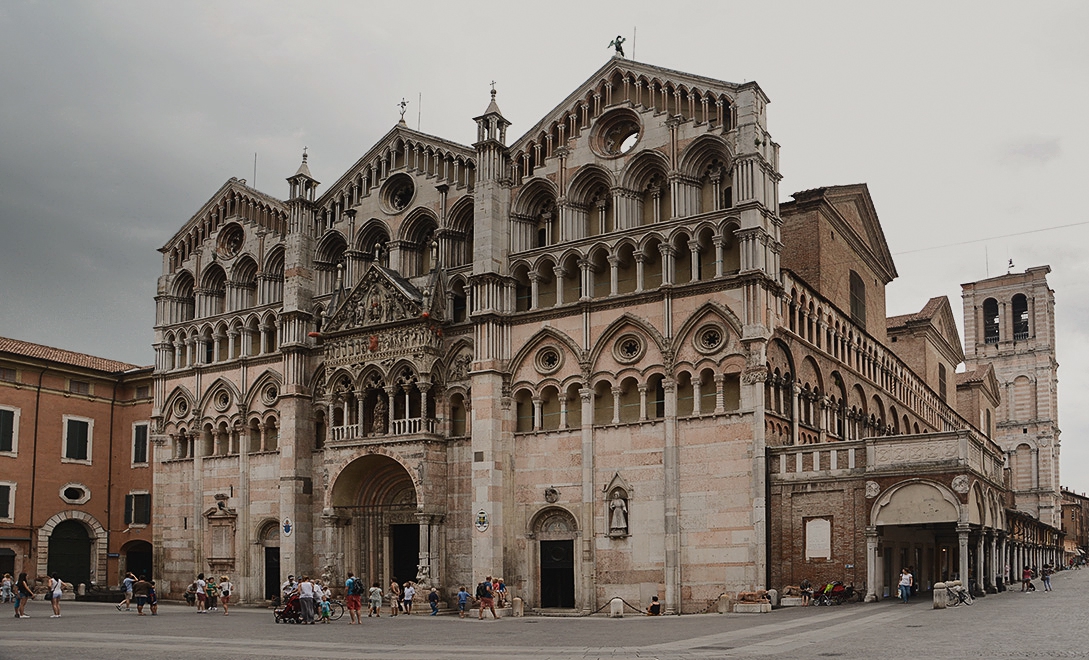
[
  {"x1": 77, "y1": 583, "x2": 86, "y2": 596},
  {"x1": 767, "y1": 588, "x2": 779, "y2": 608},
  {"x1": 610, "y1": 597, "x2": 624, "y2": 618},
  {"x1": 717, "y1": 595, "x2": 731, "y2": 613},
  {"x1": 512, "y1": 597, "x2": 524, "y2": 617},
  {"x1": 933, "y1": 582, "x2": 947, "y2": 609}
]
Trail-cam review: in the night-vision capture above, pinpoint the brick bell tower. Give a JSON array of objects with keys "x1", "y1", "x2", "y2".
[{"x1": 962, "y1": 266, "x2": 1060, "y2": 528}]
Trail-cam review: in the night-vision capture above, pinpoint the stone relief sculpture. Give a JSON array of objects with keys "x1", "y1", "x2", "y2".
[
  {"x1": 609, "y1": 490, "x2": 628, "y2": 535},
  {"x1": 372, "y1": 396, "x2": 388, "y2": 435}
]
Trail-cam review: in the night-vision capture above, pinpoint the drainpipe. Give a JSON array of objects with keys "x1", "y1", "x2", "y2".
[
  {"x1": 29, "y1": 367, "x2": 46, "y2": 564},
  {"x1": 105, "y1": 378, "x2": 119, "y2": 585}
]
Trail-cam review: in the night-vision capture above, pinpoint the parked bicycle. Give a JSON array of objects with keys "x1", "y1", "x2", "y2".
[
  {"x1": 326, "y1": 599, "x2": 346, "y2": 620},
  {"x1": 946, "y1": 583, "x2": 973, "y2": 607}
]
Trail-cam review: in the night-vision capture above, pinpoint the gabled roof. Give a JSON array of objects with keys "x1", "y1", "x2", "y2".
[
  {"x1": 509, "y1": 57, "x2": 761, "y2": 151},
  {"x1": 957, "y1": 364, "x2": 1002, "y2": 405},
  {"x1": 0, "y1": 336, "x2": 144, "y2": 373},
  {"x1": 160, "y1": 178, "x2": 287, "y2": 252},
  {"x1": 887, "y1": 296, "x2": 965, "y2": 365},
  {"x1": 785, "y1": 184, "x2": 898, "y2": 284},
  {"x1": 317, "y1": 124, "x2": 476, "y2": 207}
]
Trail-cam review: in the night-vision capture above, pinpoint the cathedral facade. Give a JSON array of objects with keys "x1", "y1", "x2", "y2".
[{"x1": 150, "y1": 58, "x2": 1062, "y2": 612}]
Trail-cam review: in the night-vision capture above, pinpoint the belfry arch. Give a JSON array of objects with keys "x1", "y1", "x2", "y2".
[{"x1": 329, "y1": 453, "x2": 435, "y2": 588}]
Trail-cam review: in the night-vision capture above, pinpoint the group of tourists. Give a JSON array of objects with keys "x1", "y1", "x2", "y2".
[
  {"x1": 1022, "y1": 564, "x2": 1055, "y2": 592},
  {"x1": 117, "y1": 571, "x2": 159, "y2": 615},
  {"x1": 184, "y1": 572, "x2": 232, "y2": 615},
  {"x1": 279, "y1": 574, "x2": 337, "y2": 624},
  {"x1": 3, "y1": 572, "x2": 65, "y2": 618}
]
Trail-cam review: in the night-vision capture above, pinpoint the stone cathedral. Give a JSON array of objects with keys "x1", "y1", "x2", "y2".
[{"x1": 151, "y1": 57, "x2": 1063, "y2": 613}]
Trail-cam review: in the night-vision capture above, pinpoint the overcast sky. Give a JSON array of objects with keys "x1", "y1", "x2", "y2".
[{"x1": 0, "y1": 0, "x2": 1086, "y2": 490}]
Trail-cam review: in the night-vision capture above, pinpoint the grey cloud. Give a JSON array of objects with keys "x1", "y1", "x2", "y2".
[{"x1": 999, "y1": 137, "x2": 1061, "y2": 166}]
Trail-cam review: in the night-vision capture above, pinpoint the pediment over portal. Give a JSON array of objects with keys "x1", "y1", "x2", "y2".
[{"x1": 325, "y1": 265, "x2": 440, "y2": 333}]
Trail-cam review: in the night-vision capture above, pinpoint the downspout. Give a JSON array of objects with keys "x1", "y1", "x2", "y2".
[
  {"x1": 105, "y1": 378, "x2": 118, "y2": 584},
  {"x1": 28, "y1": 367, "x2": 46, "y2": 557}
]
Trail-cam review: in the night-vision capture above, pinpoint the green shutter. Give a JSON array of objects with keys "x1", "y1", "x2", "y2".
[
  {"x1": 136, "y1": 494, "x2": 151, "y2": 524},
  {"x1": 67, "y1": 420, "x2": 88, "y2": 460},
  {"x1": 134, "y1": 425, "x2": 148, "y2": 463}
]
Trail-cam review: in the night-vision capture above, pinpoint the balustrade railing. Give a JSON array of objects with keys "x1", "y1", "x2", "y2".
[{"x1": 330, "y1": 417, "x2": 436, "y2": 443}]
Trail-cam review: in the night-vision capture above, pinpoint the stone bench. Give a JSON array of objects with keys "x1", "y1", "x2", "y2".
[{"x1": 779, "y1": 596, "x2": 804, "y2": 607}]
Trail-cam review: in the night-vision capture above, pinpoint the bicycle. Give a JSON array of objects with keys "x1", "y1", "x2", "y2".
[
  {"x1": 326, "y1": 599, "x2": 346, "y2": 620},
  {"x1": 946, "y1": 584, "x2": 973, "y2": 607}
]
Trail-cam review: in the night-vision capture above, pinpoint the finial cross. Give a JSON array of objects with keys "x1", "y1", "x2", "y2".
[{"x1": 397, "y1": 98, "x2": 409, "y2": 120}]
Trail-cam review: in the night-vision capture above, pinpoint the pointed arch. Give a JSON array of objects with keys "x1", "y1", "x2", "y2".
[{"x1": 587, "y1": 312, "x2": 670, "y2": 370}]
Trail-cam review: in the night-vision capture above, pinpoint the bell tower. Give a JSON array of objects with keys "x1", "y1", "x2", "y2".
[{"x1": 962, "y1": 266, "x2": 1060, "y2": 527}]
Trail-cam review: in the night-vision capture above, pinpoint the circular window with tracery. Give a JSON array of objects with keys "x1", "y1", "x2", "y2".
[
  {"x1": 380, "y1": 173, "x2": 416, "y2": 214},
  {"x1": 213, "y1": 390, "x2": 231, "y2": 412},
  {"x1": 535, "y1": 346, "x2": 563, "y2": 375},
  {"x1": 695, "y1": 324, "x2": 726, "y2": 354},
  {"x1": 174, "y1": 398, "x2": 189, "y2": 417},
  {"x1": 262, "y1": 383, "x2": 279, "y2": 406},
  {"x1": 217, "y1": 223, "x2": 245, "y2": 258},
  {"x1": 591, "y1": 108, "x2": 643, "y2": 158},
  {"x1": 612, "y1": 333, "x2": 646, "y2": 364}
]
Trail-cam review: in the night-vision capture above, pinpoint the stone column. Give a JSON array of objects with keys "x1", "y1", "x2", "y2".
[
  {"x1": 532, "y1": 396, "x2": 542, "y2": 431},
  {"x1": 611, "y1": 388, "x2": 621, "y2": 425},
  {"x1": 714, "y1": 375, "x2": 726, "y2": 415},
  {"x1": 865, "y1": 527, "x2": 879, "y2": 601},
  {"x1": 607, "y1": 255, "x2": 619, "y2": 296},
  {"x1": 958, "y1": 525, "x2": 970, "y2": 585},
  {"x1": 553, "y1": 266, "x2": 566, "y2": 305},
  {"x1": 634, "y1": 253, "x2": 646, "y2": 292},
  {"x1": 975, "y1": 534, "x2": 985, "y2": 595},
  {"x1": 579, "y1": 386, "x2": 596, "y2": 614},
  {"x1": 663, "y1": 378, "x2": 680, "y2": 613}
]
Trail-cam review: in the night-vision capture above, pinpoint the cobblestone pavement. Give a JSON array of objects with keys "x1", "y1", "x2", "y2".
[{"x1": 2, "y1": 570, "x2": 1086, "y2": 659}]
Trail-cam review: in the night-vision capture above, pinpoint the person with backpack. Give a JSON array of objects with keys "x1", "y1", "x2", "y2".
[
  {"x1": 344, "y1": 572, "x2": 363, "y2": 624},
  {"x1": 477, "y1": 576, "x2": 498, "y2": 620}
]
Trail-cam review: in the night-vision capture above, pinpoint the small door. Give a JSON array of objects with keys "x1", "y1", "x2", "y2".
[
  {"x1": 540, "y1": 539, "x2": 575, "y2": 608},
  {"x1": 48, "y1": 520, "x2": 92, "y2": 585},
  {"x1": 264, "y1": 546, "x2": 280, "y2": 600},
  {"x1": 125, "y1": 541, "x2": 153, "y2": 580},
  {"x1": 390, "y1": 524, "x2": 419, "y2": 584}
]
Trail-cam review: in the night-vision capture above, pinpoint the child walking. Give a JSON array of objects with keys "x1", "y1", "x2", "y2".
[{"x1": 320, "y1": 595, "x2": 332, "y2": 623}]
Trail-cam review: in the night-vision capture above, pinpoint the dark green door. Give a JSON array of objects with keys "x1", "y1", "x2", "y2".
[
  {"x1": 47, "y1": 520, "x2": 92, "y2": 585},
  {"x1": 540, "y1": 540, "x2": 575, "y2": 608},
  {"x1": 390, "y1": 524, "x2": 419, "y2": 584}
]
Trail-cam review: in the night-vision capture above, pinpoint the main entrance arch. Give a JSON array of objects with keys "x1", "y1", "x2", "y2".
[
  {"x1": 48, "y1": 520, "x2": 92, "y2": 585},
  {"x1": 330, "y1": 453, "x2": 420, "y2": 585},
  {"x1": 529, "y1": 507, "x2": 579, "y2": 609}
]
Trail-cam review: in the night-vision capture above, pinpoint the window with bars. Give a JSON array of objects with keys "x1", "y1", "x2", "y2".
[{"x1": 69, "y1": 380, "x2": 91, "y2": 395}]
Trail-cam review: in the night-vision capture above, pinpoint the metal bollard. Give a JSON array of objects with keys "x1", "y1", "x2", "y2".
[{"x1": 933, "y1": 582, "x2": 947, "y2": 609}]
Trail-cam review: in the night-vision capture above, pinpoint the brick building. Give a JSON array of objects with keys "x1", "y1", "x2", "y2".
[
  {"x1": 1061, "y1": 488, "x2": 1088, "y2": 565},
  {"x1": 0, "y1": 337, "x2": 153, "y2": 588},
  {"x1": 149, "y1": 56, "x2": 1063, "y2": 611}
]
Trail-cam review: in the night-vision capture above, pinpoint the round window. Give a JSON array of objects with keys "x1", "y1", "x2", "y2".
[
  {"x1": 174, "y1": 398, "x2": 189, "y2": 416},
  {"x1": 217, "y1": 223, "x2": 245, "y2": 258},
  {"x1": 214, "y1": 390, "x2": 231, "y2": 412},
  {"x1": 262, "y1": 383, "x2": 279, "y2": 406},
  {"x1": 381, "y1": 173, "x2": 416, "y2": 214},
  {"x1": 695, "y1": 324, "x2": 726, "y2": 353},
  {"x1": 591, "y1": 109, "x2": 643, "y2": 158},
  {"x1": 612, "y1": 333, "x2": 646, "y2": 364},
  {"x1": 535, "y1": 347, "x2": 563, "y2": 375}
]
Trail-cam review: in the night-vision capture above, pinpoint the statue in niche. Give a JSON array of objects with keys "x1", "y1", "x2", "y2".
[
  {"x1": 368, "y1": 291, "x2": 383, "y2": 322},
  {"x1": 609, "y1": 490, "x2": 628, "y2": 535},
  {"x1": 372, "y1": 396, "x2": 388, "y2": 435}
]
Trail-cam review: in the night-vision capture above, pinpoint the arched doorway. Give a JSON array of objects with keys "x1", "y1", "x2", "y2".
[
  {"x1": 330, "y1": 454, "x2": 420, "y2": 586},
  {"x1": 121, "y1": 540, "x2": 153, "y2": 580},
  {"x1": 531, "y1": 507, "x2": 578, "y2": 609},
  {"x1": 258, "y1": 521, "x2": 280, "y2": 600},
  {"x1": 48, "y1": 520, "x2": 92, "y2": 585}
]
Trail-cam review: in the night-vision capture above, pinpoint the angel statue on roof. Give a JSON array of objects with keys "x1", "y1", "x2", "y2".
[{"x1": 609, "y1": 35, "x2": 625, "y2": 57}]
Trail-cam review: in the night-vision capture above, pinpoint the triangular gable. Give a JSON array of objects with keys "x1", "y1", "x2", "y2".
[
  {"x1": 956, "y1": 363, "x2": 1001, "y2": 406},
  {"x1": 887, "y1": 296, "x2": 965, "y2": 365},
  {"x1": 317, "y1": 124, "x2": 477, "y2": 208},
  {"x1": 323, "y1": 264, "x2": 427, "y2": 333},
  {"x1": 509, "y1": 58, "x2": 762, "y2": 152},
  {"x1": 160, "y1": 177, "x2": 287, "y2": 252},
  {"x1": 821, "y1": 184, "x2": 898, "y2": 284}
]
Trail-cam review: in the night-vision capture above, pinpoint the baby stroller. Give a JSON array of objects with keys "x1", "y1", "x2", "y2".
[
  {"x1": 274, "y1": 593, "x2": 303, "y2": 623},
  {"x1": 813, "y1": 581, "x2": 855, "y2": 605}
]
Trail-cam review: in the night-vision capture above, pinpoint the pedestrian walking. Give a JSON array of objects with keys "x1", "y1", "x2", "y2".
[
  {"x1": 428, "y1": 587, "x2": 439, "y2": 615},
  {"x1": 368, "y1": 582, "x2": 383, "y2": 617},
  {"x1": 1042, "y1": 564, "x2": 1053, "y2": 591},
  {"x1": 117, "y1": 572, "x2": 135, "y2": 611},
  {"x1": 345, "y1": 572, "x2": 363, "y2": 624},
  {"x1": 48, "y1": 573, "x2": 64, "y2": 617},
  {"x1": 476, "y1": 576, "x2": 499, "y2": 619},
  {"x1": 15, "y1": 572, "x2": 33, "y2": 618},
  {"x1": 457, "y1": 586, "x2": 469, "y2": 618},
  {"x1": 898, "y1": 567, "x2": 913, "y2": 603},
  {"x1": 147, "y1": 580, "x2": 158, "y2": 615},
  {"x1": 402, "y1": 581, "x2": 416, "y2": 614},
  {"x1": 2, "y1": 573, "x2": 12, "y2": 603},
  {"x1": 1022, "y1": 565, "x2": 1033, "y2": 592},
  {"x1": 218, "y1": 575, "x2": 233, "y2": 615}
]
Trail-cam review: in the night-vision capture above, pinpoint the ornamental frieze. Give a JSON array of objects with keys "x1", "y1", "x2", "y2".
[{"x1": 323, "y1": 324, "x2": 443, "y2": 367}]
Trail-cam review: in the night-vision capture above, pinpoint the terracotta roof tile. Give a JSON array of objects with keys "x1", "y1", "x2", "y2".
[{"x1": 0, "y1": 336, "x2": 141, "y2": 373}]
